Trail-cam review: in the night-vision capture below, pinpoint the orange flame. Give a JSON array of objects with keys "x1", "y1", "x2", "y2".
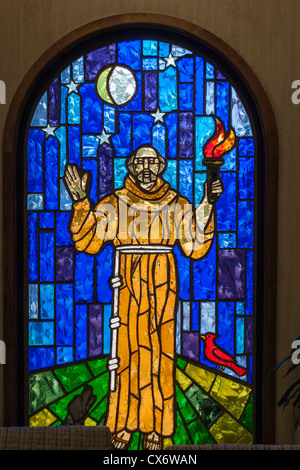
[{"x1": 203, "y1": 117, "x2": 236, "y2": 163}]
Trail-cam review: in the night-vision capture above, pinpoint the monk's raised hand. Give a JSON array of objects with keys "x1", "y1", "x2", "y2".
[{"x1": 64, "y1": 164, "x2": 89, "y2": 201}]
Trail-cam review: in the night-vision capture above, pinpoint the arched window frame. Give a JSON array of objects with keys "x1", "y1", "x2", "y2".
[{"x1": 2, "y1": 13, "x2": 278, "y2": 443}]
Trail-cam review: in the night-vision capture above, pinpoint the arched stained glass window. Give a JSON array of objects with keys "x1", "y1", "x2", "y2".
[{"x1": 4, "y1": 17, "x2": 277, "y2": 449}]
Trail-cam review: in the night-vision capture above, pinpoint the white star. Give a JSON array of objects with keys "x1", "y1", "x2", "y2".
[
  {"x1": 42, "y1": 124, "x2": 57, "y2": 138},
  {"x1": 163, "y1": 52, "x2": 178, "y2": 68},
  {"x1": 66, "y1": 80, "x2": 80, "y2": 94},
  {"x1": 151, "y1": 108, "x2": 166, "y2": 123},
  {"x1": 97, "y1": 129, "x2": 112, "y2": 145}
]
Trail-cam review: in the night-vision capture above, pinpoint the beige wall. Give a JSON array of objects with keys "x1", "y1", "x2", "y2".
[{"x1": 1, "y1": 0, "x2": 300, "y2": 444}]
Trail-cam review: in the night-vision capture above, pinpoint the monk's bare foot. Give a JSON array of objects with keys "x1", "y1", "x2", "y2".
[
  {"x1": 111, "y1": 430, "x2": 132, "y2": 450},
  {"x1": 143, "y1": 432, "x2": 162, "y2": 450}
]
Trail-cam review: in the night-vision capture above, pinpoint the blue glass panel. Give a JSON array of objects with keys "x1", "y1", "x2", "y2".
[
  {"x1": 193, "y1": 239, "x2": 216, "y2": 300},
  {"x1": 206, "y1": 62, "x2": 214, "y2": 79},
  {"x1": 143, "y1": 40, "x2": 157, "y2": 56},
  {"x1": 217, "y1": 70, "x2": 226, "y2": 79},
  {"x1": 218, "y1": 249, "x2": 245, "y2": 299},
  {"x1": 231, "y1": 87, "x2": 252, "y2": 136},
  {"x1": 174, "y1": 245, "x2": 190, "y2": 300},
  {"x1": 239, "y1": 157, "x2": 255, "y2": 199},
  {"x1": 76, "y1": 305, "x2": 87, "y2": 360},
  {"x1": 68, "y1": 126, "x2": 81, "y2": 166},
  {"x1": 165, "y1": 113, "x2": 177, "y2": 159},
  {"x1": 118, "y1": 40, "x2": 141, "y2": 70},
  {"x1": 98, "y1": 143, "x2": 113, "y2": 198},
  {"x1": 40, "y1": 233, "x2": 54, "y2": 282},
  {"x1": 236, "y1": 301, "x2": 245, "y2": 315},
  {"x1": 205, "y1": 81, "x2": 214, "y2": 115},
  {"x1": 163, "y1": 159, "x2": 177, "y2": 189},
  {"x1": 246, "y1": 250, "x2": 253, "y2": 315},
  {"x1": 195, "y1": 116, "x2": 215, "y2": 171},
  {"x1": 103, "y1": 304, "x2": 111, "y2": 355},
  {"x1": 60, "y1": 86, "x2": 68, "y2": 124},
  {"x1": 236, "y1": 317, "x2": 245, "y2": 354},
  {"x1": 176, "y1": 303, "x2": 182, "y2": 354},
  {"x1": 195, "y1": 57, "x2": 204, "y2": 115},
  {"x1": 28, "y1": 213, "x2": 38, "y2": 282},
  {"x1": 55, "y1": 126, "x2": 67, "y2": 177},
  {"x1": 217, "y1": 302, "x2": 234, "y2": 356},
  {"x1": 111, "y1": 113, "x2": 132, "y2": 156},
  {"x1": 72, "y1": 56, "x2": 84, "y2": 83},
  {"x1": 179, "y1": 84, "x2": 193, "y2": 110},
  {"x1": 159, "y1": 42, "x2": 169, "y2": 57},
  {"x1": 56, "y1": 283, "x2": 73, "y2": 345},
  {"x1": 80, "y1": 83, "x2": 102, "y2": 133},
  {"x1": 133, "y1": 114, "x2": 152, "y2": 149},
  {"x1": 238, "y1": 201, "x2": 254, "y2": 248},
  {"x1": 249, "y1": 355, "x2": 253, "y2": 384},
  {"x1": 40, "y1": 284, "x2": 54, "y2": 319},
  {"x1": 183, "y1": 301, "x2": 190, "y2": 331},
  {"x1": 194, "y1": 172, "x2": 206, "y2": 206},
  {"x1": 68, "y1": 93, "x2": 81, "y2": 125},
  {"x1": 179, "y1": 113, "x2": 193, "y2": 158},
  {"x1": 44, "y1": 136, "x2": 58, "y2": 210},
  {"x1": 216, "y1": 172, "x2": 236, "y2": 231},
  {"x1": 143, "y1": 58, "x2": 157, "y2": 70},
  {"x1": 159, "y1": 66, "x2": 177, "y2": 112},
  {"x1": 177, "y1": 57, "x2": 194, "y2": 82},
  {"x1": 171, "y1": 45, "x2": 192, "y2": 56},
  {"x1": 238, "y1": 138, "x2": 255, "y2": 156},
  {"x1": 218, "y1": 233, "x2": 236, "y2": 248},
  {"x1": 31, "y1": 92, "x2": 47, "y2": 127},
  {"x1": 85, "y1": 44, "x2": 115, "y2": 81},
  {"x1": 27, "y1": 194, "x2": 43, "y2": 210},
  {"x1": 200, "y1": 301, "x2": 216, "y2": 334},
  {"x1": 83, "y1": 135, "x2": 99, "y2": 158},
  {"x1": 179, "y1": 160, "x2": 193, "y2": 202},
  {"x1": 56, "y1": 212, "x2": 72, "y2": 246},
  {"x1": 122, "y1": 72, "x2": 142, "y2": 111},
  {"x1": 152, "y1": 123, "x2": 166, "y2": 157},
  {"x1": 144, "y1": 72, "x2": 157, "y2": 112},
  {"x1": 60, "y1": 179, "x2": 72, "y2": 211},
  {"x1": 114, "y1": 158, "x2": 127, "y2": 189},
  {"x1": 49, "y1": 77, "x2": 60, "y2": 127},
  {"x1": 82, "y1": 158, "x2": 97, "y2": 204},
  {"x1": 221, "y1": 147, "x2": 236, "y2": 171},
  {"x1": 29, "y1": 348, "x2": 55, "y2": 371},
  {"x1": 192, "y1": 302, "x2": 199, "y2": 331},
  {"x1": 56, "y1": 247, "x2": 73, "y2": 282},
  {"x1": 89, "y1": 304, "x2": 102, "y2": 357},
  {"x1": 103, "y1": 104, "x2": 115, "y2": 134},
  {"x1": 216, "y1": 81, "x2": 230, "y2": 130},
  {"x1": 27, "y1": 129, "x2": 44, "y2": 192},
  {"x1": 61, "y1": 66, "x2": 71, "y2": 84},
  {"x1": 57, "y1": 347, "x2": 73, "y2": 364},
  {"x1": 75, "y1": 252, "x2": 94, "y2": 302},
  {"x1": 96, "y1": 243, "x2": 113, "y2": 303},
  {"x1": 29, "y1": 284, "x2": 38, "y2": 319},
  {"x1": 29, "y1": 321, "x2": 54, "y2": 346}
]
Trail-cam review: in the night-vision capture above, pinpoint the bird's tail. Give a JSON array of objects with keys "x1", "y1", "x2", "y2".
[{"x1": 226, "y1": 362, "x2": 246, "y2": 376}]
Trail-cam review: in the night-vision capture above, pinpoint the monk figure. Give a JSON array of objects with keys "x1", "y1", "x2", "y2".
[{"x1": 64, "y1": 145, "x2": 223, "y2": 450}]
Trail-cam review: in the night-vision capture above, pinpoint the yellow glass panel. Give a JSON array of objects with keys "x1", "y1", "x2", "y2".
[
  {"x1": 210, "y1": 412, "x2": 253, "y2": 444},
  {"x1": 176, "y1": 368, "x2": 192, "y2": 391},
  {"x1": 29, "y1": 408, "x2": 57, "y2": 427},
  {"x1": 184, "y1": 363, "x2": 216, "y2": 392},
  {"x1": 210, "y1": 375, "x2": 252, "y2": 419},
  {"x1": 163, "y1": 438, "x2": 173, "y2": 449},
  {"x1": 84, "y1": 417, "x2": 97, "y2": 426}
]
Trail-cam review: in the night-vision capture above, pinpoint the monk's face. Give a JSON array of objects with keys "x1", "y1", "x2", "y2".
[{"x1": 132, "y1": 147, "x2": 161, "y2": 186}]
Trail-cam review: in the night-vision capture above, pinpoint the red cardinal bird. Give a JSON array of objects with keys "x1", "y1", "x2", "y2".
[{"x1": 200, "y1": 333, "x2": 246, "y2": 377}]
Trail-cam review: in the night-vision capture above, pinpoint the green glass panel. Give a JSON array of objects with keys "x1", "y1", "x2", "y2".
[
  {"x1": 240, "y1": 394, "x2": 253, "y2": 432},
  {"x1": 188, "y1": 419, "x2": 214, "y2": 445},
  {"x1": 128, "y1": 432, "x2": 141, "y2": 450},
  {"x1": 172, "y1": 411, "x2": 191, "y2": 445},
  {"x1": 185, "y1": 384, "x2": 222, "y2": 427},
  {"x1": 88, "y1": 357, "x2": 109, "y2": 376},
  {"x1": 49, "y1": 387, "x2": 84, "y2": 421},
  {"x1": 29, "y1": 371, "x2": 64, "y2": 415},
  {"x1": 54, "y1": 363, "x2": 92, "y2": 392},
  {"x1": 90, "y1": 397, "x2": 107, "y2": 422},
  {"x1": 177, "y1": 357, "x2": 187, "y2": 370},
  {"x1": 176, "y1": 386, "x2": 197, "y2": 423}
]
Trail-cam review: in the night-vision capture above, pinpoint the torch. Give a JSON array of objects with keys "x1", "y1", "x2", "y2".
[{"x1": 202, "y1": 117, "x2": 236, "y2": 205}]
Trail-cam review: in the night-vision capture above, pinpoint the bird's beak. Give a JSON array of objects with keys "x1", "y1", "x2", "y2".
[{"x1": 200, "y1": 335, "x2": 205, "y2": 341}]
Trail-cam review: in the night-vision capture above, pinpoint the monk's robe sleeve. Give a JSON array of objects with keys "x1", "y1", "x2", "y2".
[
  {"x1": 69, "y1": 195, "x2": 118, "y2": 254},
  {"x1": 176, "y1": 196, "x2": 216, "y2": 260}
]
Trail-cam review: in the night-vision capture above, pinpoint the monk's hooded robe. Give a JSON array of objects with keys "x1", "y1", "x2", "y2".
[{"x1": 69, "y1": 174, "x2": 216, "y2": 438}]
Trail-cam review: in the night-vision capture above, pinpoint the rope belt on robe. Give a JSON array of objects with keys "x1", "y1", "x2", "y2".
[{"x1": 108, "y1": 244, "x2": 174, "y2": 392}]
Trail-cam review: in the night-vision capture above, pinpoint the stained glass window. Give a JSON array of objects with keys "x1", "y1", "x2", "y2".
[{"x1": 24, "y1": 32, "x2": 259, "y2": 450}]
